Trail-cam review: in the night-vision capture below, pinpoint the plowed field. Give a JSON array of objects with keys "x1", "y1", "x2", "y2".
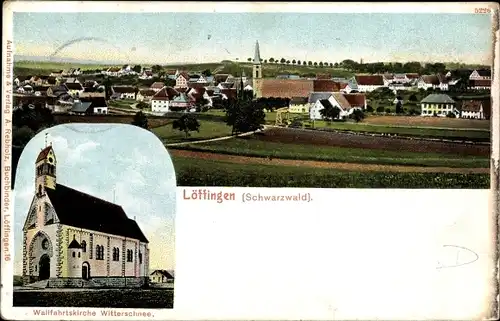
[{"x1": 254, "y1": 128, "x2": 490, "y2": 157}]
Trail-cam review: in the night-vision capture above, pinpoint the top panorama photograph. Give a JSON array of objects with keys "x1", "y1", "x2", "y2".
[{"x1": 11, "y1": 10, "x2": 493, "y2": 189}]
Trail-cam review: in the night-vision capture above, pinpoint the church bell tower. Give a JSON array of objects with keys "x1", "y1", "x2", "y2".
[
  {"x1": 252, "y1": 40, "x2": 262, "y2": 79},
  {"x1": 35, "y1": 134, "x2": 57, "y2": 198}
]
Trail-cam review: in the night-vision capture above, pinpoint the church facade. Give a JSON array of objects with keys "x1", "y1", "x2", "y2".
[{"x1": 22, "y1": 144, "x2": 150, "y2": 288}]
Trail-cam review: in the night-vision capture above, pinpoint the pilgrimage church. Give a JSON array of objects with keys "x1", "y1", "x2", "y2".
[{"x1": 22, "y1": 141, "x2": 150, "y2": 288}]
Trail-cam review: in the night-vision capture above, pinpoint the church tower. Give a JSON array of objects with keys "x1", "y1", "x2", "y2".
[
  {"x1": 252, "y1": 41, "x2": 262, "y2": 79},
  {"x1": 35, "y1": 135, "x2": 57, "y2": 198}
]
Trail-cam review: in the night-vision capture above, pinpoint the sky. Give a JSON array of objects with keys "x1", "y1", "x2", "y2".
[
  {"x1": 12, "y1": 124, "x2": 177, "y2": 275},
  {"x1": 12, "y1": 12, "x2": 492, "y2": 65}
]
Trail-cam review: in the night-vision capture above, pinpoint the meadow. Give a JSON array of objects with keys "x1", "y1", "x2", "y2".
[
  {"x1": 152, "y1": 120, "x2": 233, "y2": 144},
  {"x1": 13, "y1": 288, "x2": 174, "y2": 308},
  {"x1": 171, "y1": 136, "x2": 489, "y2": 168},
  {"x1": 171, "y1": 155, "x2": 490, "y2": 188}
]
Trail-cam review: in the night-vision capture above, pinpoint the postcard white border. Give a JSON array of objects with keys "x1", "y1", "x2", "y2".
[{"x1": 2, "y1": 1, "x2": 499, "y2": 320}]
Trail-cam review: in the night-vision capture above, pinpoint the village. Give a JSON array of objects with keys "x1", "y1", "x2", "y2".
[{"x1": 12, "y1": 41, "x2": 491, "y2": 121}]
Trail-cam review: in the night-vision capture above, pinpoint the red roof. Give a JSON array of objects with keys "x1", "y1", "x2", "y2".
[
  {"x1": 259, "y1": 79, "x2": 314, "y2": 98},
  {"x1": 150, "y1": 82, "x2": 165, "y2": 89},
  {"x1": 152, "y1": 86, "x2": 179, "y2": 101},
  {"x1": 355, "y1": 75, "x2": 384, "y2": 86},
  {"x1": 316, "y1": 73, "x2": 331, "y2": 80},
  {"x1": 343, "y1": 94, "x2": 366, "y2": 108},
  {"x1": 187, "y1": 87, "x2": 207, "y2": 101},
  {"x1": 313, "y1": 80, "x2": 342, "y2": 92},
  {"x1": 469, "y1": 79, "x2": 491, "y2": 87},
  {"x1": 36, "y1": 146, "x2": 53, "y2": 162},
  {"x1": 178, "y1": 72, "x2": 190, "y2": 80},
  {"x1": 406, "y1": 73, "x2": 419, "y2": 79},
  {"x1": 220, "y1": 88, "x2": 237, "y2": 100}
]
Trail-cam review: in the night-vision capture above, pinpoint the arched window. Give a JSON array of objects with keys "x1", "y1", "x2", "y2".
[
  {"x1": 100, "y1": 245, "x2": 105, "y2": 259},
  {"x1": 72, "y1": 251, "x2": 75, "y2": 257},
  {"x1": 81, "y1": 240, "x2": 87, "y2": 253},
  {"x1": 95, "y1": 245, "x2": 101, "y2": 260},
  {"x1": 126, "y1": 249, "x2": 133, "y2": 262},
  {"x1": 139, "y1": 251, "x2": 142, "y2": 264},
  {"x1": 38, "y1": 185, "x2": 42, "y2": 196},
  {"x1": 78, "y1": 252, "x2": 81, "y2": 258},
  {"x1": 112, "y1": 247, "x2": 120, "y2": 261}
]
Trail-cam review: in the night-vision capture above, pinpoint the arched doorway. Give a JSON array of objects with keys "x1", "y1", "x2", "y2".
[
  {"x1": 82, "y1": 261, "x2": 91, "y2": 280},
  {"x1": 39, "y1": 254, "x2": 50, "y2": 280}
]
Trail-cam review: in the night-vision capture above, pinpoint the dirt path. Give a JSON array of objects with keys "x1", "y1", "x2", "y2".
[{"x1": 170, "y1": 149, "x2": 489, "y2": 174}]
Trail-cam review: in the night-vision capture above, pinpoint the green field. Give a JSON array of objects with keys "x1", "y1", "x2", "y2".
[
  {"x1": 171, "y1": 138, "x2": 489, "y2": 168},
  {"x1": 152, "y1": 120, "x2": 233, "y2": 143},
  {"x1": 171, "y1": 156, "x2": 490, "y2": 188},
  {"x1": 14, "y1": 288, "x2": 173, "y2": 308},
  {"x1": 108, "y1": 99, "x2": 137, "y2": 109}
]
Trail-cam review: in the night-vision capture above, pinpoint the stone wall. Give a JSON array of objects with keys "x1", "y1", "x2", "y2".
[{"x1": 45, "y1": 277, "x2": 147, "y2": 288}]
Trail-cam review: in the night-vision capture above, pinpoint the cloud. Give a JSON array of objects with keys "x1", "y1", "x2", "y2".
[{"x1": 50, "y1": 135, "x2": 100, "y2": 165}]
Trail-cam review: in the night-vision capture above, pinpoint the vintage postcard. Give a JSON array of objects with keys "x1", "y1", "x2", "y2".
[{"x1": 1, "y1": 1, "x2": 499, "y2": 320}]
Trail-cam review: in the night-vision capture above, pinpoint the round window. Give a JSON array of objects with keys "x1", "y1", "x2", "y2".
[
  {"x1": 42, "y1": 239, "x2": 49, "y2": 250},
  {"x1": 48, "y1": 157, "x2": 53, "y2": 163}
]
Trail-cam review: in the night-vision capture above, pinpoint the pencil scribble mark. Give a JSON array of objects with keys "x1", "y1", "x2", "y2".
[
  {"x1": 436, "y1": 245, "x2": 479, "y2": 269},
  {"x1": 50, "y1": 37, "x2": 110, "y2": 57}
]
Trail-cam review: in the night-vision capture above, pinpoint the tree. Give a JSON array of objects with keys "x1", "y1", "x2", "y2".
[
  {"x1": 264, "y1": 59, "x2": 268, "y2": 63},
  {"x1": 292, "y1": 59, "x2": 296, "y2": 65},
  {"x1": 308, "y1": 61, "x2": 313, "y2": 66},
  {"x1": 319, "y1": 105, "x2": 340, "y2": 121},
  {"x1": 247, "y1": 58, "x2": 252, "y2": 62},
  {"x1": 329, "y1": 63, "x2": 333, "y2": 67},
  {"x1": 131, "y1": 111, "x2": 149, "y2": 129},
  {"x1": 395, "y1": 101, "x2": 403, "y2": 114},
  {"x1": 313, "y1": 62, "x2": 318, "y2": 67},
  {"x1": 385, "y1": 108, "x2": 391, "y2": 114},
  {"x1": 334, "y1": 62, "x2": 339, "y2": 67},
  {"x1": 286, "y1": 60, "x2": 290, "y2": 65},
  {"x1": 319, "y1": 62, "x2": 323, "y2": 67},
  {"x1": 225, "y1": 94, "x2": 265, "y2": 134},
  {"x1": 136, "y1": 101, "x2": 149, "y2": 110},
  {"x1": 269, "y1": 58, "x2": 275, "y2": 63},
  {"x1": 409, "y1": 94, "x2": 418, "y2": 102},
  {"x1": 202, "y1": 69, "x2": 212, "y2": 77},
  {"x1": 132, "y1": 65, "x2": 142, "y2": 73},
  {"x1": 350, "y1": 109, "x2": 365, "y2": 122},
  {"x1": 151, "y1": 65, "x2": 162, "y2": 73},
  {"x1": 172, "y1": 114, "x2": 201, "y2": 138},
  {"x1": 376, "y1": 106, "x2": 385, "y2": 113},
  {"x1": 297, "y1": 60, "x2": 301, "y2": 65},
  {"x1": 280, "y1": 58, "x2": 286, "y2": 64},
  {"x1": 12, "y1": 126, "x2": 35, "y2": 147}
]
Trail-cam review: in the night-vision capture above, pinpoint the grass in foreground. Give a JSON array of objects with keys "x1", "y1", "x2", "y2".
[
  {"x1": 171, "y1": 156, "x2": 490, "y2": 188},
  {"x1": 152, "y1": 120, "x2": 232, "y2": 143},
  {"x1": 172, "y1": 137, "x2": 489, "y2": 168},
  {"x1": 13, "y1": 289, "x2": 173, "y2": 308}
]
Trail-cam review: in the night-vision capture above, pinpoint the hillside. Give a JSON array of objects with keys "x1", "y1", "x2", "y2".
[{"x1": 13, "y1": 60, "x2": 355, "y2": 78}]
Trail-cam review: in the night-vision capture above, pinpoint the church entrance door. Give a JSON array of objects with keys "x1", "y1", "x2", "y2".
[
  {"x1": 39, "y1": 254, "x2": 50, "y2": 280},
  {"x1": 82, "y1": 262, "x2": 90, "y2": 280}
]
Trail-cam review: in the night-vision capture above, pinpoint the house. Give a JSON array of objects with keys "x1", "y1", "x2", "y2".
[
  {"x1": 50, "y1": 70, "x2": 64, "y2": 77},
  {"x1": 164, "y1": 69, "x2": 178, "y2": 80},
  {"x1": 418, "y1": 75, "x2": 449, "y2": 91},
  {"x1": 460, "y1": 99, "x2": 491, "y2": 119},
  {"x1": 64, "y1": 77, "x2": 80, "y2": 84},
  {"x1": 469, "y1": 69, "x2": 491, "y2": 81},
  {"x1": 313, "y1": 80, "x2": 343, "y2": 92},
  {"x1": 344, "y1": 93, "x2": 367, "y2": 110},
  {"x1": 64, "y1": 82, "x2": 85, "y2": 97},
  {"x1": 220, "y1": 88, "x2": 238, "y2": 101},
  {"x1": 150, "y1": 82, "x2": 165, "y2": 92},
  {"x1": 32, "y1": 86, "x2": 51, "y2": 97},
  {"x1": 79, "y1": 96, "x2": 108, "y2": 114},
  {"x1": 22, "y1": 145, "x2": 149, "y2": 287},
  {"x1": 254, "y1": 79, "x2": 314, "y2": 99},
  {"x1": 103, "y1": 67, "x2": 121, "y2": 77},
  {"x1": 186, "y1": 87, "x2": 212, "y2": 108},
  {"x1": 47, "y1": 85, "x2": 69, "y2": 97},
  {"x1": 308, "y1": 92, "x2": 335, "y2": 108},
  {"x1": 136, "y1": 89, "x2": 157, "y2": 102},
  {"x1": 213, "y1": 73, "x2": 232, "y2": 84},
  {"x1": 139, "y1": 69, "x2": 153, "y2": 80},
  {"x1": 29, "y1": 76, "x2": 45, "y2": 86},
  {"x1": 70, "y1": 100, "x2": 93, "y2": 115},
  {"x1": 151, "y1": 86, "x2": 179, "y2": 113},
  {"x1": 288, "y1": 97, "x2": 309, "y2": 113},
  {"x1": 150, "y1": 270, "x2": 174, "y2": 283},
  {"x1": 420, "y1": 94, "x2": 456, "y2": 117},
  {"x1": 468, "y1": 79, "x2": 491, "y2": 90},
  {"x1": 111, "y1": 86, "x2": 137, "y2": 100},
  {"x1": 353, "y1": 75, "x2": 385, "y2": 92},
  {"x1": 309, "y1": 92, "x2": 362, "y2": 120},
  {"x1": 175, "y1": 72, "x2": 190, "y2": 89},
  {"x1": 169, "y1": 92, "x2": 193, "y2": 111}
]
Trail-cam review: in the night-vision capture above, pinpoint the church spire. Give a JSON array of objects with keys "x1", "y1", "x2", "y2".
[{"x1": 253, "y1": 41, "x2": 261, "y2": 64}]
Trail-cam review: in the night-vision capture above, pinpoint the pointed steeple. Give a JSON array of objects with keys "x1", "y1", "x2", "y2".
[{"x1": 253, "y1": 41, "x2": 261, "y2": 64}]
